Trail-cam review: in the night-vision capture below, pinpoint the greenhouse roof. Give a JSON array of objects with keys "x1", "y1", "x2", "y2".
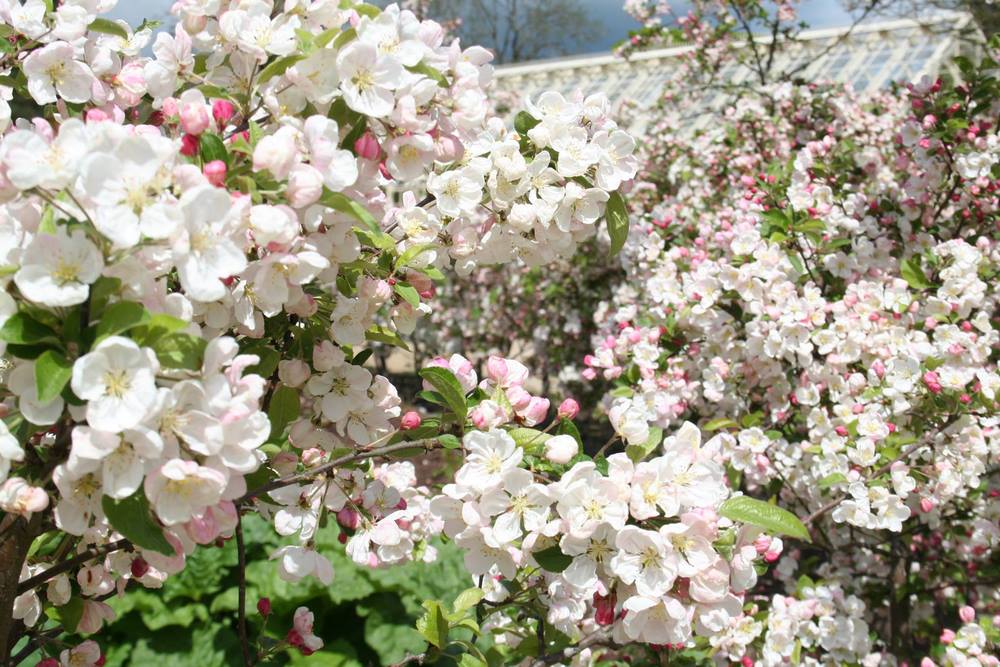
[{"x1": 494, "y1": 13, "x2": 979, "y2": 128}]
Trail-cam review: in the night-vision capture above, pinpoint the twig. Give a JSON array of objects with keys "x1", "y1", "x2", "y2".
[
  {"x1": 237, "y1": 437, "x2": 441, "y2": 504},
  {"x1": 17, "y1": 538, "x2": 131, "y2": 595},
  {"x1": 236, "y1": 513, "x2": 253, "y2": 667},
  {"x1": 529, "y1": 628, "x2": 612, "y2": 667}
]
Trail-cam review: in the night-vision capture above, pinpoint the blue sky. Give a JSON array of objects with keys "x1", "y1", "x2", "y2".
[{"x1": 107, "y1": 0, "x2": 862, "y2": 55}]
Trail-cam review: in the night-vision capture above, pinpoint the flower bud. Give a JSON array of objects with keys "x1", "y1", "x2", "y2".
[
  {"x1": 212, "y1": 99, "x2": 236, "y2": 128},
  {"x1": 519, "y1": 397, "x2": 550, "y2": 427},
  {"x1": 130, "y1": 557, "x2": 149, "y2": 579},
  {"x1": 400, "y1": 411, "x2": 422, "y2": 430},
  {"x1": 257, "y1": 597, "x2": 271, "y2": 616},
  {"x1": 557, "y1": 398, "x2": 580, "y2": 420},
  {"x1": 278, "y1": 359, "x2": 311, "y2": 388},
  {"x1": 203, "y1": 159, "x2": 227, "y2": 187},
  {"x1": 959, "y1": 605, "x2": 976, "y2": 623},
  {"x1": 543, "y1": 434, "x2": 578, "y2": 464},
  {"x1": 354, "y1": 132, "x2": 381, "y2": 160},
  {"x1": 180, "y1": 103, "x2": 210, "y2": 135},
  {"x1": 336, "y1": 507, "x2": 361, "y2": 531},
  {"x1": 180, "y1": 133, "x2": 200, "y2": 156}
]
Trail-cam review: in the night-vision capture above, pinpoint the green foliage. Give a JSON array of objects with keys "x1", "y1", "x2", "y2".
[
  {"x1": 94, "y1": 516, "x2": 470, "y2": 667},
  {"x1": 718, "y1": 496, "x2": 812, "y2": 542}
]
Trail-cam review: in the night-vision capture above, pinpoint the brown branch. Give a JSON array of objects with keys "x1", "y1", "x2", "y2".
[
  {"x1": 237, "y1": 437, "x2": 441, "y2": 504},
  {"x1": 17, "y1": 538, "x2": 131, "y2": 595}
]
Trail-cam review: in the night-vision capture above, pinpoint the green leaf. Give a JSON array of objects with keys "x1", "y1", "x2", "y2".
[
  {"x1": 395, "y1": 243, "x2": 436, "y2": 270},
  {"x1": 557, "y1": 418, "x2": 583, "y2": 447},
  {"x1": 626, "y1": 426, "x2": 662, "y2": 463},
  {"x1": 0, "y1": 313, "x2": 60, "y2": 346},
  {"x1": 514, "y1": 111, "x2": 539, "y2": 135},
  {"x1": 818, "y1": 472, "x2": 847, "y2": 489},
  {"x1": 439, "y1": 434, "x2": 461, "y2": 449},
  {"x1": 199, "y1": 133, "x2": 229, "y2": 166},
  {"x1": 132, "y1": 313, "x2": 190, "y2": 347},
  {"x1": 508, "y1": 427, "x2": 550, "y2": 452},
  {"x1": 718, "y1": 496, "x2": 812, "y2": 542},
  {"x1": 320, "y1": 188, "x2": 380, "y2": 232},
  {"x1": 452, "y1": 587, "x2": 484, "y2": 614},
  {"x1": 35, "y1": 350, "x2": 72, "y2": 404},
  {"x1": 88, "y1": 17, "x2": 129, "y2": 39},
  {"x1": 267, "y1": 385, "x2": 299, "y2": 441},
  {"x1": 102, "y1": 491, "x2": 175, "y2": 555},
  {"x1": 605, "y1": 191, "x2": 629, "y2": 255},
  {"x1": 901, "y1": 257, "x2": 934, "y2": 290},
  {"x1": 56, "y1": 597, "x2": 85, "y2": 633},
  {"x1": 415, "y1": 600, "x2": 449, "y2": 649},
  {"x1": 704, "y1": 418, "x2": 738, "y2": 431},
  {"x1": 257, "y1": 54, "x2": 305, "y2": 83},
  {"x1": 418, "y1": 367, "x2": 468, "y2": 423},
  {"x1": 153, "y1": 333, "x2": 207, "y2": 370},
  {"x1": 95, "y1": 301, "x2": 150, "y2": 342},
  {"x1": 366, "y1": 325, "x2": 411, "y2": 351},
  {"x1": 405, "y1": 61, "x2": 449, "y2": 87},
  {"x1": 394, "y1": 283, "x2": 420, "y2": 308},
  {"x1": 533, "y1": 545, "x2": 572, "y2": 572}
]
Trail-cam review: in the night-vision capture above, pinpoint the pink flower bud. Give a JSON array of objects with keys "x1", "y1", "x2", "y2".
[
  {"x1": 959, "y1": 605, "x2": 976, "y2": 623},
  {"x1": 506, "y1": 386, "x2": 532, "y2": 411},
  {"x1": 180, "y1": 103, "x2": 210, "y2": 135},
  {"x1": 557, "y1": 398, "x2": 580, "y2": 420},
  {"x1": 38, "y1": 659, "x2": 59, "y2": 667},
  {"x1": 85, "y1": 108, "x2": 109, "y2": 123},
  {"x1": 400, "y1": 411, "x2": 422, "y2": 430},
  {"x1": 835, "y1": 425, "x2": 849, "y2": 437},
  {"x1": 336, "y1": 507, "x2": 361, "y2": 531},
  {"x1": 871, "y1": 359, "x2": 885, "y2": 378},
  {"x1": 354, "y1": 132, "x2": 381, "y2": 160},
  {"x1": 742, "y1": 657, "x2": 754, "y2": 667},
  {"x1": 753, "y1": 535, "x2": 772, "y2": 554},
  {"x1": 212, "y1": 99, "x2": 236, "y2": 128},
  {"x1": 180, "y1": 133, "x2": 200, "y2": 156},
  {"x1": 203, "y1": 159, "x2": 227, "y2": 187},
  {"x1": 940, "y1": 628, "x2": 956, "y2": 644},
  {"x1": 518, "y1": 397, "x2": 550, "y2": 427},
  {"x1": 486, "y1": 356, "x2": 509, "y2": 382},
  {"x1": 257, "y1": 597, "x2": 271, "y2": 616},
  {"x1": 162, "y1": 97, "x2": 179, "y2": 118},
  {"x1": 301, "y1": 447, "x2": 325, "y2": 467},
  {"x1": 921, "y1": 659, "x2": 937, "y2": 667},
  {"x1": 130, "y1": 557, "x2": 149, "y2": 578},
  {"x1": 764, "y1": 550, "x2": 780, "y2": 563},
  {"x1": 593, "y1": 592, "x2": 616, "y2": 626}
]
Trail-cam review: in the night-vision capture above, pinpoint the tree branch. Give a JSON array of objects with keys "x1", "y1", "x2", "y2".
[{"x1": 238, "y1": 437, "x2": 442, "y2": 504}]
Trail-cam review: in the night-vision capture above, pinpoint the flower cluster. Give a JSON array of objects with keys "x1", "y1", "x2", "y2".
[
  {"x1": 581, "y1": 32, "x2": 1000, "y2": 665},
  {"x1": 0, "y1": 1, "x2": 639, "y2": 663}
]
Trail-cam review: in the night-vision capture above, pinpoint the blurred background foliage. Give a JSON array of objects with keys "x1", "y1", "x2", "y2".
[{"x1": 95, "y1": 516, "x2": 470, "y2": 666}]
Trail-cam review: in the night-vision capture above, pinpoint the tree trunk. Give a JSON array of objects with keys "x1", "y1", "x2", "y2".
[{"x1": 0, "y1": 513, "x2": 40, "y2": 663}]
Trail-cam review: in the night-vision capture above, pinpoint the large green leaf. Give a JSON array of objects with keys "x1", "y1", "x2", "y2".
[
  {"x1": 605, "y1": 191, "x2": 630, "y2": 255},
  {"x1": 718, "y1": 496, "x2": 811, "y2": 542},
  {"x1": 102, "y1": 491, "x2": 175, "y2": 555},
  {"x1": 153, "y1": 333, "x2": 207, "y2": 370},
  {"x1": 35, "y1": 349, "x2": 72, "y2": 404},
  {"x1": 95, "y1": 301, "x2": 150, "y2": 342},
  {"x1": 415, "y1": 600, "x2": 449, "y2": 649},
  {"x1": 267, "y1": 385, "x2": 299, "y2": 441},
  {"x1": 0, "y1": 313, "x2": 61, "y2": 346},
  {"x1": 533, "y1": 545, "x2": 572, "y2": 573},
  {"x1": 417, "y1": 367, "x2": 467, "y2": 423}
]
